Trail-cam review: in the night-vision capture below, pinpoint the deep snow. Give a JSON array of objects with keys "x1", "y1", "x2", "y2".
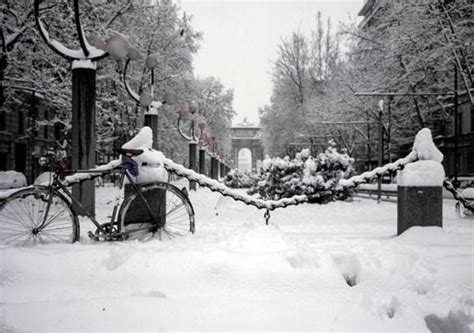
[{"x1": 1, "y1": 185, "x2": 473, "y2": 332}]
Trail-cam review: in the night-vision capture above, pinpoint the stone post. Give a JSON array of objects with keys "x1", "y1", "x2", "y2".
[
  {"x1": 199, "y1": 148, "x2": 206, "y2": 175},
  {"x1": 210, "y1": 156, "x2": 218, "y2": 180},
  {"x1": 397, "y1": 128, "x2": 444, "y2": 235},
  {"x1": 220, "y1": 161, "x2": 226, "y2": 179}
]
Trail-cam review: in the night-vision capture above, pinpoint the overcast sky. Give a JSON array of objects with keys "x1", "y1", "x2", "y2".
[{"x1": 179, "y1": 0, "x2": 364, "y2": 125}]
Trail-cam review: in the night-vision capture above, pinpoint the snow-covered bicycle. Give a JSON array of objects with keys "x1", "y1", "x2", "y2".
[{"x1": 0, "y1": 148, "x2": 195, "y2": 246}]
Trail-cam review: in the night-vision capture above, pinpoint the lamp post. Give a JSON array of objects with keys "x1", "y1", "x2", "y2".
[
  {"x1": 123, "y1": 56, "x2": 177, "y2": 149},
  {"x1": 218, "y1": 148, "x2": 226, "y2": 179},
  {"x1": 34, "y1": 0, "x2": 130, "y2": 216},
  {"x1": 354, "y1": 91, "x2": 457, "y2": 184},
  {"x1": 377, "y1": 99, "x2": 384, "y2": 203},
  {"x1": 197, "y1": 122, "x2": 210, "y2": 176},
  {"x1": 453, "y1": 64, "x2": 459, "y2": 188},
  {"x1": 176, "y1": 101, "x2": 199, "y2": 190},
  {"x1": 206, "y1": 136, "x2": 219, "y2": 180}
]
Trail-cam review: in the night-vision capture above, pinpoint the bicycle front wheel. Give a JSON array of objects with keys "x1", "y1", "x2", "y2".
[
  {"x1": 119, "y1": 182, "x2": 195, "y2": 241},
  {"x1": 0, "y1": 186, "x2": 79, "y2": 246}
]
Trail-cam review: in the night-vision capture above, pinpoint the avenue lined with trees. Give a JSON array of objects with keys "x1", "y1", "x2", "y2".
[{"x1": 260, "y1": 1, "x2": 472, "y2": 176}]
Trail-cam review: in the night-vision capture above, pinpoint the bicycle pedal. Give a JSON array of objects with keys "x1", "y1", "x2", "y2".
[{"x1": 88, "y1": 231, "x2": 99, "y2": 241}]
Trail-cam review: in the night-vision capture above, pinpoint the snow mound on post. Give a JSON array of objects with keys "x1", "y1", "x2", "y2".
[
  {"x1": 122, "y1": 126, "x2": 153, "y2": 149},
  {"x1": 397, "y1": 128, "x2": 445, "y2": 187},
  {"x1": 398, "y1": 160, "x2": 445, "y2": 186},
  {"x1": 121, "y1": 127, "x2": 167, "y2": 183},
  {"x1": 413, "y1": 128, "x2": 443, "y2": 162}
]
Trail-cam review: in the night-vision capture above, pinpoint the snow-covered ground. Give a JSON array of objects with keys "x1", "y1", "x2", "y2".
[{"x1": 1, "y1": 185, "x2": 473, "y2": 332}]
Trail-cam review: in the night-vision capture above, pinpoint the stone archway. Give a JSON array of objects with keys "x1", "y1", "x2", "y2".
[
  {"x1": 237, "y1": 148, "x2": 252, "y2": 172},
  {"x1": 230, "y1": 121, "x2": 264, "y2": 171}
]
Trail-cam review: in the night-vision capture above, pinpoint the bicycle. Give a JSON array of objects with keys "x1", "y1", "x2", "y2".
[{"x1": 0, "y1": 148, "x2": 195, "y2": 246}]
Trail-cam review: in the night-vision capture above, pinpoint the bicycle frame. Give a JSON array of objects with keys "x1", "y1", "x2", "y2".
[{"x1": 37, "y1": 166, "x2": 163, "y2": 241}]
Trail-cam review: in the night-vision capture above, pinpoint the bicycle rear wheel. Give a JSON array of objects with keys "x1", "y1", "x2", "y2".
[
  {"x1": 0, "y1": 186, "x2": 79, "y2": 246},
  {"x1": 119, "y1": 182, "x2": 195, "y2": 241}
]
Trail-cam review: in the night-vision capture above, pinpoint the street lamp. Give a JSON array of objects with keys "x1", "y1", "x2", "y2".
[
  {"x1": 197, "y1": 122, "x2": 210, "y2": 176},
  {"x1": 123, "y1": 56, "x2": 177, "y2": 149},
  {"x1": 176, "y1": 100, "x2": 199, "y2": 190},
  {"x1": 205, "y1": 136, "x2": 219, "y2": 180},
  {"x1": 355, "y1": 91, "x2": 457, "y2": 186},
  {"x1": 34, "y1": 0, "x2": 131, "y2": 216}
]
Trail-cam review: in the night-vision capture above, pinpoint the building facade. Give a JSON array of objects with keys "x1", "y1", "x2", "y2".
[{"x1": 0, "y1": 92, "x2": 65, "y2": 184}]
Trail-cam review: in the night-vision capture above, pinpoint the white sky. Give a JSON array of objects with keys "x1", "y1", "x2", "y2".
[{"x1": 179, "y1": 0, "x2": 364, "y2": 125}]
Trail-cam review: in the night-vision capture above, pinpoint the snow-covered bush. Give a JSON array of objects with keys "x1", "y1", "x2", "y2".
[
  {"x1": 223, "y1": 169, "x2": 256, "y2": 188},
  {"x1": 248, "y1": 147, "x2": 355, "y2": 202}
]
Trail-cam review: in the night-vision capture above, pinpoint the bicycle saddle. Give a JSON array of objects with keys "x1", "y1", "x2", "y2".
[{"x1": 114, "y1": 148, "x2": 144, "y2": 157}]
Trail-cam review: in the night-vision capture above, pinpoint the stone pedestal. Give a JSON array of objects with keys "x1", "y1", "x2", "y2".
[
  {"x1": 123, "y1": 184, "x2": 166, "y2": 227},
  {"x1": 210, "y1": 156, "x2": 218, "y2": 180},
  {"x1": 220, "y1": 162, "x2": 226, "y2": 179},
  {"x1": 199, "y1": 149, "x2": 206, "y2": 175},
  {"x1": 397, "y1": 186, "x2": 442, "y2": 235}
]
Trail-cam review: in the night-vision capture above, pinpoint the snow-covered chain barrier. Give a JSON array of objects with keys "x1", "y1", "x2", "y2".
[
  {"x1": 337, "y1": 151, "x2": 417, "y2": 189},
  {"x1": 40, "y1": 127, "x2": 472, "y2": 214},
  {"x1": 163, "y1": 157, "x2": 309, "y2": 211}
]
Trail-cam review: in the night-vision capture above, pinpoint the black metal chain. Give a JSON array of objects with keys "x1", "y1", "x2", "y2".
[
  {"x1": 264, "y1": 209, "x2": 271, "y2": 225},
  {"x1": 443, "y1": 180, "x2": 474, "y2": 213}
]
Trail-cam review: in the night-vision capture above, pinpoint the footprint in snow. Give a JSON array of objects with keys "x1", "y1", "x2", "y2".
[{"x1": 332, "y1": 253, "x2": 361, "y2": 287}]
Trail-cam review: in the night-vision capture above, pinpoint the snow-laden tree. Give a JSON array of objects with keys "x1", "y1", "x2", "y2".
[
  {"x1": 193, "y1": 76, "x2": 235, "y2": 152},
  {"x1": 340, "y1": 1, "x2": 473, "y2": 153},
  {"x1": 260, "y1": 12, "x2": 342, "y2": 157},
  {"x1": 103, "y1": 0, "x2": 202, "y2": 162},
  {"x1": 2, "y1": 0, "x2": 235, "y2": 166},
  {"x1": 1, "y1": 1, "x2": 73, "y2": 129}
]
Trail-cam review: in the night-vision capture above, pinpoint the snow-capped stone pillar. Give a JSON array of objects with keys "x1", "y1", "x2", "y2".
[
  {"x1": 122, "y1": 127, "x2": 167, "y2": 227},
  {"x1": 199, "y1": 148, "x2": 206, "y2": 175},
  {"x1": 220, "y1": 161, "x2": 226, "y2": 179},
  {"x1": 210, "y1": 155, "x2": 218, "y2": 180},
  {"x1": 397, "y1": 128, "x2": 444, "y2": 235},
  {"x1": 71, "y1": 60, "x2": 97, "y2": 216}
]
